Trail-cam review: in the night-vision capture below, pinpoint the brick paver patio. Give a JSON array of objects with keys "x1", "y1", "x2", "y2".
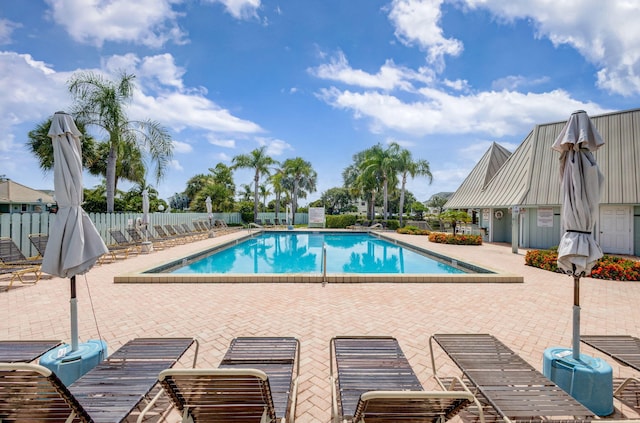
[{"x1": 2, "y1": 229, "x2": 639, "y2": 422}]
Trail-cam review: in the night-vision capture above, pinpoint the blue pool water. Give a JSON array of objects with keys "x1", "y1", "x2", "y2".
[{"x1": 171, "y1": 232, "x2": 465, "y2": 275}]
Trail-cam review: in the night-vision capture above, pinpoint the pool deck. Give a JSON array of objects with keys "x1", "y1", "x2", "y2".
[{"x1": 2, "y1": 229, "x2": 640, "y2": 421}]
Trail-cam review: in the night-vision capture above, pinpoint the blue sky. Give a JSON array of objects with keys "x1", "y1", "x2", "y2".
[{"x1": 1, "y1": 0, "x2": 639, "y2": 205}]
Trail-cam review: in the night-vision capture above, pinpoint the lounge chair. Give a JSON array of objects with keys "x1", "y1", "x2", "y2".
[
  {"x1": 108, "y1": 228, "x2": 142, "y2": 255},
  {"x1": 126, "y1": 227, "x2": 166, "y2": 250},
  {"x1": 181, "y1": 223, "x2": 207, "y2": 240},
  {"x1": 331, "y1": 336, "x2": 482, "y2": 423},
  {"x1": 165, "y1": 224, "x2": 194, "y2": 242},
  {"x1": 0, "y1": 236, "x2": 42, "y2": 266},
  {"x1": 0, "y1": 340, "x2": 61, "y2": 362},
  {"x1": 0, "y1": 337, "x2": 197, "y2": 422},
  {"x1": 0, "y1": 263, "x2": 41, "y2": 289},
  {"x1": 138, "y1": 336, "x2": 300, "y2": 423},
  {"x1": 582, "y1": 335, "x2": 640, "y2": 413},
  {"x1": 429, "y1": 334, "x2": 594, "y2": 422},
  {"x1": 28, "y1": 233, "x2": 49, "y2": 258},
  {"x1": 155, "y1": 225, "x2": 186, "y2": 244}
]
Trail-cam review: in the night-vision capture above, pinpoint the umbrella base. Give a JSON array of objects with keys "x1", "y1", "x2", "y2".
[
  {"x1": 141, "y1": 241, "x2": 153, "y2": 253},
  {"x1": 39, "y1": 339, "x2": 107, "y2": 386},
  {"x1": 543, "y1": 347, "x2": 613, "y2": 416}
]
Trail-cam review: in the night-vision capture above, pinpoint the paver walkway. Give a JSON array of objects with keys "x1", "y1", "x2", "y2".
[{"x1": 2, "y1": 230, "x2": 639, "y2": 422}]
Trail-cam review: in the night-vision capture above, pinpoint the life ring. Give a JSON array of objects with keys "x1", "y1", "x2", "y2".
[{"x1": 494, "y1": 210, "x2": 504, "y2": 219}]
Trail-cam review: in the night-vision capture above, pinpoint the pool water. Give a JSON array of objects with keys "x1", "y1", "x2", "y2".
[{"x1": 171, "y1": 232, "x2": 465, "y2": 275}]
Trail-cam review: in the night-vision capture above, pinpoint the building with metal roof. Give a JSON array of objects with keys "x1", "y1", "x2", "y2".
[{"x1": 445, "y1": 108, "x2": 640, "y2": 256}]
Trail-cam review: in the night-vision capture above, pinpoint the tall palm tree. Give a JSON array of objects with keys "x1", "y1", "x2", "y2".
[
  {"x1": 344, "y1": 150, "x2": 378, "y2": 220},
  {"x1": 282, "y1": 157, "x2": 317, "y2": 224},
  {"x1": 362, "y1": 143, "x2": 401, "y2": 221},
  {"x1": 269, "y1": 167, "x2": 285, "y2": 222},
  {"x1": 393, "y1": 143, "x2": 432, "y2": 226},
  {"x1": 68, "y1": 71, "x2": 173, "y2": 212},
  {"x1": 258, "y1": 184, "x2": 272, "y2": 211},
  {"x1": 231, "y1": 146, "x2": 278, "y2": 222}
]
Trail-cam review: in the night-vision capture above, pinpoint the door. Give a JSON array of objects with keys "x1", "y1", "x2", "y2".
[{"x1": 599, "y1": 206, "x2": 632, "y2": 254}]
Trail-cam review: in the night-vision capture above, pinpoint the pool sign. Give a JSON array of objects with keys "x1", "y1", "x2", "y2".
[{"x1": 308, "y1": 207, "x2": 325, "y2": 228}]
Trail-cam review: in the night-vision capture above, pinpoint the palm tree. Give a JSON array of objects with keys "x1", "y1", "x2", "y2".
[
  {"x1": 362, "y1": 143, "x2": 400, "y2": 221},
  {"x1": 282, "y1": 157, "x2": 317, "y2": 224},
  {"x1": 393, "y1": 143, "x2": 433, "y2": 226},
  {"x1": 68, "y1": 71, "x2": 173, "y2": 212},
  {"x1": 238, "y1": 183, "x2": 254, "y2": 202},
  {"x1": 269, "y1": 167, "x2": 285, "y2": 222},
  {"x1": 258, "y1": 184, "x2": 272, "y2": 211},
  {"x1": 231, "y1": 146, "x2": 278, "y2": 222},
  {"x1": 27, "y1": 117, "x2": 101, "y2": 175},
  {"x1": 343, "y1": 150, "x2": 378, "y2": 220}
]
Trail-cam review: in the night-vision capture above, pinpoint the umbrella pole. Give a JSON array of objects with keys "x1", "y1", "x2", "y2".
[
  {"x1": 70, "y1": 276, "x2": 79, "y2": 352},
  {"x1": 572, "y1": 275, "x2": 580, "y2": 360}
]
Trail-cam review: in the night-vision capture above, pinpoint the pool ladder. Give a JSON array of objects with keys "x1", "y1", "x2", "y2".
[{"x1": 322, "y1": 243, "x2": 327, "y2": 285}]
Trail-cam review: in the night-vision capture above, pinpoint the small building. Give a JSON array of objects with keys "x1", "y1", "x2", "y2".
[
  {"x1": 0, "y1": 178, "x2": 55, "y2": 214},
  {"x1": 445, "y1": 108, "x2": 640, "y2": 256}
]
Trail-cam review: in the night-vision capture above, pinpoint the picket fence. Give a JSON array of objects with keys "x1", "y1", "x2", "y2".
[{"x1": 0, "y1": 211, "x2": 308, "y2": 258}]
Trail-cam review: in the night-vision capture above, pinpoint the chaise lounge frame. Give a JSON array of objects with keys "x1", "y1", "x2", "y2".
[
  {"x1": 331, "y1": 335, "x2": 484, "y2": 423},
  {"x1": 429, "y1": 333, "x2": 595, "y2": 423}
]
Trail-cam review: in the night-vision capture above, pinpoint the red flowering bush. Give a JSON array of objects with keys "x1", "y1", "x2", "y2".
[
  {"x1": 525, "y1": 249, "x2": 639, "y2": 281},
  {"x1": 428, "y1": 232, "x2": 482, "y2": 245},
  {"x1": 591, "y1": 256, "x2": 640, "y2": 281}
]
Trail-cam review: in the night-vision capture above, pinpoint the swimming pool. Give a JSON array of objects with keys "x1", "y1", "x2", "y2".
[
  {"x1": 171, "y1": 232, "x2": 464, "y2": 275},
  {"x1": 115, "y1": 230, "x2": 523, "y2": 283}
]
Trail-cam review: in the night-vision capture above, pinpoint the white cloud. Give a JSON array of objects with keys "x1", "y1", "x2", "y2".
[
  {"x1": 462, "y1": 0, "x2": 640, "y2": 95},
  {"x1": 209, "y1": 138, "x2": 236, "y2": 148},
  {"x1": 44, "y1": 0, "x2": 186, "y2": 48},
  {"x1": 309, "y1": 50, "x2": 434, "y2": 91},
  {"x1": 205, "y1": 0, "x2": 261, "y2": 20},
  {"x1": 491, "y1": 75, "x2": 550, "y2": 91},
  {"x1": 255, "y1": 137, "x2": 293, "y2": 156},
  {"x1": 168, "y1": 159, "x2": 183, "y2": 171},
  {"x1": 318, "y1": 86, "x2": 610, "y2": 138},
  {"x1": 386, "y1": 0, "x2": 463, "y2": 70},
  {"x1": 172, "y1": 140, "x2": 192, "y2": 153},
  {"x1": 0, "y1": 19, "x2": 20, "y2": 45}
]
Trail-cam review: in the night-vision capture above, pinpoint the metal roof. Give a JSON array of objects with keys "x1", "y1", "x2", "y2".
[
  {"x1": 444, "y1": 141, "x2": 512, "y2": 208},
  {"x1": 445, "y1": 108, "x2": 640, "y2": 208}
]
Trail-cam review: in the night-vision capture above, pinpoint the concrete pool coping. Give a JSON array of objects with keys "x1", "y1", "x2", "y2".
[{"x1": 113, "y1": 229, "x2": 524, "y2": 284}]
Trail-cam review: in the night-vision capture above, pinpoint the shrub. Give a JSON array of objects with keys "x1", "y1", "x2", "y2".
[
  {"x1": 397, "y1": 225, "x2": 430, "y2": 235},
  {"x1": 428, "y1": 232, "x2": 482, "y2": 245},
  {"x1": 591, "y1": 255, "x2": 640, "y2": 281},
  {"x1": 524, "y1": 249, "x2": 559, "y2": 272},
  {"x1": 525, "y1": 250, "x2": 640, "y2": 281},
  {"x1": 326, "y1": 214, "x2": 357, "y2": 229}
]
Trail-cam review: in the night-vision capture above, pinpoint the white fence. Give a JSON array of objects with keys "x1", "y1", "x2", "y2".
[{"x1": 0, "y1": 211, "x2": 309, "y2": 257}]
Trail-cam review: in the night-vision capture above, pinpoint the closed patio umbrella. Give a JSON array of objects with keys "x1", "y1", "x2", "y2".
[
  {"x1": 42, "y1": 111, "x2": 108, "y2": 352},
  {"x1": 551, "y1": 110, "x2": 604, "y2": 359},
  {"x1": 142, "y1": 189, "x2": 150, "y2": 241},
  {"x1": 206, "y1": 196, "x2": 212, "y2": 227}
]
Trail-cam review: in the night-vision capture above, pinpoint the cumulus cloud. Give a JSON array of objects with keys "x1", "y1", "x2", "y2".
[
  {"x1": 205, "y1": 0, "x2": 261, "y2": 20},
  {"x1": 255, "y1": 137, "x2": 293, "y2": 156},
  {"x1": 318, "y1": 86, "x2": 610, "y2": 137},
  {"x1": 172, "y1": 140, "x2": 193, "y2": 153},
  {"x1": 491, "y1": 75, "x2": 550, "y2": 91},
  {"x1": 209, "y1": 138, "x2": 236, "y2": 148},
  {"x1": 386, "y1": 0, "x2": 463, "y2": 70},
  {"x1": 44, "y1": 0, "x2": 187, "y2": 48},
  {"x1": 462, "y1": 0, "x2": 640, "y2": 95},
  {"x1": 308, "y1": 50, "x2": 434, "y2": 91},
  {"x1": 0, "y1": 19, "x2": 21, "y2": 45}
]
